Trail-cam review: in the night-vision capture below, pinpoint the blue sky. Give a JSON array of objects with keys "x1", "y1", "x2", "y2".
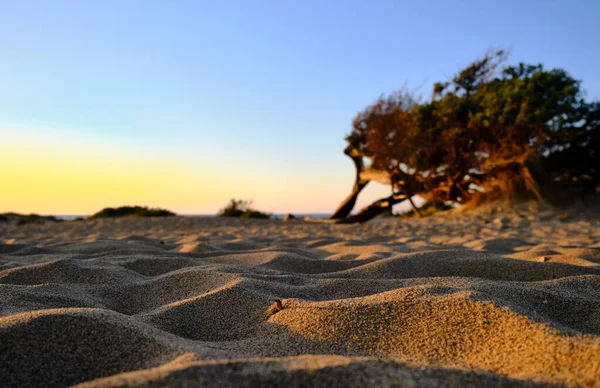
[{"x1": 1, "y1": 0, "x2": 599, "y2": 214}]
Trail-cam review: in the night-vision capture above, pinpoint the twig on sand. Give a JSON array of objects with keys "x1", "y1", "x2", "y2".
[{"x1": 274, "y1": 299, "x2": 283, "y2": 312}]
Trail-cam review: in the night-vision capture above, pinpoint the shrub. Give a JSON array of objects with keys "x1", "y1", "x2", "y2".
[
  {"x1": 218, "y1": 199, "x2": 270, "y2": 219},
  {"x1": 88, "y1": 206, "x2": 176, "y2": 220},
  {"x1": 1, "y1": 213, "x2": 62, "y2": 225},
  {"x1": 240, "y1": 210, "x2": 270, "y2": 219}
]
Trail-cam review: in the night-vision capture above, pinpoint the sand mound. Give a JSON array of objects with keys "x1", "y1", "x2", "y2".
[
  {"x1": 0, "y1": 243, "x2": 55, "y2": 256},
  {"x1": 270, "y1": 289, "x2": 600, "y2": 386},
  {"x1": 0, "y1": 283, "x2": 105, "y2": 316},
  {"x1": 1, "y1": 214, "x2": 599, "y2": 387},
  {"x1": 0, "y1": 258, "x2": 144, "y2": 286},
  {"x1": 76, "y1": 355, "x2": 546, "y2": 388},
  {"x1": 462, "y1": 237, "x2": 533, "y2": 253},
  {"x1": 259, "y1": 251, "x2": 378, "y2": 274},
  {"x1": 120, "y1": 257, "x2": 202, "y2": 276},
  {"x1": 140, "y1": 280, "x2": 272, "y2": 341},
  {"x1": 326, "y1": 250, "x2": 596, "y2": 281},
  {"x1": 103, "y1": 269, "x2": 240, "y2": 315},
  {"x1": 0, "y1": 308, "x2": 183, "y2": 387}
]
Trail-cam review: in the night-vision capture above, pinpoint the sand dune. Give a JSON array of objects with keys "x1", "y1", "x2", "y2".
[{"x1": 1, "y1": 207, "x2": 599, "y2": 387}]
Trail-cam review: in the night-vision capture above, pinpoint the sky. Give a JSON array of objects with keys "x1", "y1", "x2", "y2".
[{"x1": 1, "y1": 0, "x2": 599, "y2": 215}]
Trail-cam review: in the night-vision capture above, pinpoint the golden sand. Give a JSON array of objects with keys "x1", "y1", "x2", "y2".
[{"x1": 1, "y1": 207, "x2": 599, "y2": 387}]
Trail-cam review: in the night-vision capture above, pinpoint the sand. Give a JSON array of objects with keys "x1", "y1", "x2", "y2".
[{"x1": 1, "y1": 205, "x2": 599, "y2": 387}]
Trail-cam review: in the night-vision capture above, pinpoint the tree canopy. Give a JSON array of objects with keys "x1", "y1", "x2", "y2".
[{"x1": 332, "y1": 51, "x2": 599, "y2": 222}]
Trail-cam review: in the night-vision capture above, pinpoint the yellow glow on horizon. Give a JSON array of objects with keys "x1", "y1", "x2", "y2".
[
  {"x1": 1, "y1": 124, "x2": 397, "y2": 215},
  {"x1": 0, "y1": 127, "x2": 233, "y2": 214}
]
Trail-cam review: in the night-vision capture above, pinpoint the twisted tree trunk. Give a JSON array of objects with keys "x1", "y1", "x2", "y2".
[
  {"x1": 330, "y1": 146, "x2": 369, "y2": 220},
  {"x1": 328, "y1": 146, "x2": 412, "y2": 224},
  {"x1": 335, "y1": 192, "x2": 407, "y2": 223}
]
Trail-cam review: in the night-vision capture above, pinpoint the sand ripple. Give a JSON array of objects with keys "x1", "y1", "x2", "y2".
[{"x1": 1, "y1": 212, "x2": 599, "y2": 387}]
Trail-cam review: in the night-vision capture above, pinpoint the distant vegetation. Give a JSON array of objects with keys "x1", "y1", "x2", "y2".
[
  {"x1": 88, "y1": 206, "x2": 176, "y2": 220},
  {"x1": 0, "y1": 213, "x2": 63, "y2": 225},
  {"x1": 331, "y1": 50, "x2": 600, "y2": 223},
  {"x1": 218, "y1": 199, "x2": 271, "y2": 219}
]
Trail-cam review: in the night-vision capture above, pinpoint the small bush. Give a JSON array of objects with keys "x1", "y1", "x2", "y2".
[
  {"x1": 1, "y1": 213, "x2": 62, "y2": 225},
  {"x1": 218, "y1": 199, "x2": 270, "y2": 219},
  {"x1": 240, "y1": 210, "x2": 270, "y2": 219},
  {"x1": 89, "y1": 206, "x2": 176, "y2": 220},
  {"x1": 218, "y1": 199, "x2": 247, "y2": 218}
]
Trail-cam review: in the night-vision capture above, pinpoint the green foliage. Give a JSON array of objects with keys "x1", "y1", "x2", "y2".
[
  {"x1": 88, "y1": 206, "x2": 176, "y2": 220},
  {"x1": 218, "y1": 199, "x2": 249, "y2": 217},
  {"x1": 348, "y1": 50, "x2": 599, "y2": 204},
  {"x1": 218, "y1": 199, "x2": 270, "y2": 219}
]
